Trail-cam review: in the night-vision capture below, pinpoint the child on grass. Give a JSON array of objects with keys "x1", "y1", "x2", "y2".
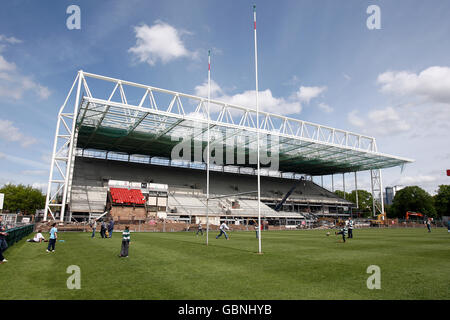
[
  {"x1": 335, "y1": 224, "x2": 348, "y2": 243},
  {"x1": 47, "y1": 223, "x2": 58, "y2": 252},
  {"x1": 119, "y1": 226, "x2": 131, "y2": 257},
  {"x1": 27, "y1": 230, "x2": 46, "y2": 243}
]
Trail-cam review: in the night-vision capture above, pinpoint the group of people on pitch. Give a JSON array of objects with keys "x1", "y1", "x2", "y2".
[
  {"x1": 23, "y1": 222, "x2": 58, "y2": 253},
  {"x1": 1, "y1": 215, "x2": 46, "y2": 264},
  {"x1": 90, "y1": 218, "x2": 114, "y2": 238},
  {"x1": 89, "y1": 218, "x2": 130, "y2": 257},
  {"x1": 195, "y1": 221, "x2": 231, "y2": 240},
  {"x1": 335, "y1": 217, "x2": 354, "y2": 243}
]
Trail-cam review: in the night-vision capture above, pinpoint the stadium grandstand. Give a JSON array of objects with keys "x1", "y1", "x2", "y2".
[{"x1": 43, "y1": 71, "x2": 413, "y2": 228}]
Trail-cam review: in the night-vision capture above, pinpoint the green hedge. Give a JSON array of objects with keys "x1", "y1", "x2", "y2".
[{"x1": 4, "y1": 224, "x2": 35, "y2": 249}]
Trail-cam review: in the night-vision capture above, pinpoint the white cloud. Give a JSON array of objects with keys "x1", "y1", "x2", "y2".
[
  {"x1": 296, "y1": 86, "x2": 326, "y2": 103},
  {"x1": 31, "y1": 182, "x2": 47, "y2": 192},
  {"x1": 348, "y1": 66, "x2": 450, "y2": 137},
  {"x1": 0, "y1": 62, "x2": 51, "y2": 100},
  {"x1": 129, "y1": 22, "x2": 195, "y2": 66},
  {"x1": 378, "y1": 66, "x2": 450, "y2": 104},
  {"x1": 396, "y1": 175, "x2": 437, "y2": 186},
  {"x1": 0, "y1": 38, "x2": 50, "y2": 100},
  {"x1": 194, "y1": 79, "x2": 223, "y2": 98},
  {"x1": 0, "y1": 35, "x2": 50, "y2": 100},
  {"x1": 21, "y1": 170, "x2": 48, "y2": 176},
  {"x1": 222, "y1": 89, "x2": 302, "y2": 115},
  {"x1": 348, "y1": 106, "x2": 411, "y2": 136},
  {"x1": 347, "y1": 110, "x2": 365, "y2": 127},
  {"x1": 193, "y1": 81, "x2": 331, "y2": 116},
  {"x1": 318, "y1": 102, "x2": 333, "y2": 113},
  {"x1": 0, "y1": 119, "x2": 37, "y2": 147},
  {"x1": 367, "y1": 107, "x2": 411, "y2": 135},
  {"x1": 0, "y1": 55, "x2": 16, "y2": 71},
  {"x1": 0, "y1": 34, "x2": 22, "y2": 44},
  {"x1": 0, "y1": 152, "x2": 47, "y2": 170}
]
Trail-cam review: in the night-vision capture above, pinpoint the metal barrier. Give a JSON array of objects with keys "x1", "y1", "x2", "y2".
[{"x1": 4, "y1": 224, "x2": 35, "y2": 249}]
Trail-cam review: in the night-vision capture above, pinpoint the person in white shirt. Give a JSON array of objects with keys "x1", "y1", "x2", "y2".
[
  {"x1": 255, "y1": 224, "x2": 260, "y2": 239},
  {"x1": 27, "y1": 230, "x2": 46, "y2": 243},
  {"x1": 347, "y1": 218, "x2": 354, "y2": 239},
  {"x1": 196, "y1": 222, "x2": 203, "y2": 236},
  {"x1": 216, "y1": 222, "x2": 230, "y2": 240}
]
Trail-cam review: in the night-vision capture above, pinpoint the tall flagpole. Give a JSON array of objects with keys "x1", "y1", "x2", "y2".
[
  {"x1": 206, "y1": 50, "x2": 211, "y2": 246},
  {"x1": 253, "y1": 5, "x2": 262, "y2": 254}
]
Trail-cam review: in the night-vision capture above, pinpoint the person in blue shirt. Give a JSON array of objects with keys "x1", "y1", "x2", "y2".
[
  {"x1": 47, "y1": 223, "x2": 58, "y2": 252},
  {"x1": 108, "y1": 218, "x2": 114, "y2": 238}
]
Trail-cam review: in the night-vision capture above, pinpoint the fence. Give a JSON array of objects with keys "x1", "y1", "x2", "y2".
[
  {"x1": 385, "y1": 219, "x2": 447, "y2": 228},
  {"x1": 4, "y1": 224, "x2": 35, "y2": 249},
  {"x1": 0, "y1": 214, "x2": 34, "y2": 229}
]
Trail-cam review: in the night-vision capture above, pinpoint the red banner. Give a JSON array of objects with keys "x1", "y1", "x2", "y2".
[{"x1": 447, "y1": 170, "x2": 450, "y2": 176}]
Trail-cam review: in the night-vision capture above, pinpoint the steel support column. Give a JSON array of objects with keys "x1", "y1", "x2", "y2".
[{"x1": 370, "y1": 169, "x2": 385, "y2": 216}]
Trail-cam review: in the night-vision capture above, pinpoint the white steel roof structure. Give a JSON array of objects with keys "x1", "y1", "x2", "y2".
[{"x1": 44, "y1": 71, "x2": 413, "y2": 221}]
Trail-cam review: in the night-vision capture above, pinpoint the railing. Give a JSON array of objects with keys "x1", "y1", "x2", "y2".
[{"x1": 4, "y1": 224, "x2": 35, "y2": 249}]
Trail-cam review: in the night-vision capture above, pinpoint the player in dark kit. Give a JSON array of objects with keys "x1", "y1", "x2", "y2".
[{"x1": 335, "y1": 224, "x2": 348, "y2": 243}]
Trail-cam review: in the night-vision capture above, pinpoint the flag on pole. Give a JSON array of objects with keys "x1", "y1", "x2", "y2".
[{"x1": 253, "y1": 5, "x2": 257, "y2": 30}]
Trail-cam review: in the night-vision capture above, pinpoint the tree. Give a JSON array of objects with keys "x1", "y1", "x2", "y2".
[
  {"x1": 335, "y1": 189, "x2": 374, "y2": 217},
  {"x1": 434, "y1": 185, "x2": 450, "y2": 217},
  {"x1": 0, "y1": 184, "x2": 46, "y2": 214},
  {"x1": 334, "y1": 190, "x2": 348, "y2": 200},
  {"x1": 347, "y1": 190, "x2": 373, "y2": 215},
  {"x1": 390, "y1": 186, "x2": 436, "y2": 218}
]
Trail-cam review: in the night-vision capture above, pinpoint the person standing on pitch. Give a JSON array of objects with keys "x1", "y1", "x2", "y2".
[
  {"x1": 216, "y1": 221, "x2": 230, "y2": 240},
  {"x1": 100, "y1": 220, "x2": 107, "y2": 238},
  {"x1": 196, "y1": 222, "x2": 203, "y2": 236},
  {"x1": 47, "y1": 223, "x2": 58, "y2": 252},
  {"x1": 108, "y1": 218, "x2": 114, "y2": 238},
  {"x1": 347, "y1": 217, "x2": 354, "y2": 239},
  {"x1": 426, "y1": 218, "x2": 432, "y2": 233},
  {"x1": 0, "y1": 216, "x2": 9, "y2": 264},
  {"x1": 90, "y1": 219, "x2": 97, "y2": 238},
  {"x1": 119, "y1": 226, "x2": 131, "y2": 257}
]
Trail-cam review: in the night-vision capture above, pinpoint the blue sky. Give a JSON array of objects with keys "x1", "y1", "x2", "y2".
[{"x1": 0, "y1": 0, "x2": 449, "y2": 194}]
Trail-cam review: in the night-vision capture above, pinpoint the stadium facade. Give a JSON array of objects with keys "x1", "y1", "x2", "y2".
[{"x1": 44, "y1": 71, "x2": 413, "y2": 225}]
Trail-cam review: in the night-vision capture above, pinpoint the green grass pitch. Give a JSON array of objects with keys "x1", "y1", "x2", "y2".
[{"x1": 1, "y1": 228, "x2": 449, "y2": 300}]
